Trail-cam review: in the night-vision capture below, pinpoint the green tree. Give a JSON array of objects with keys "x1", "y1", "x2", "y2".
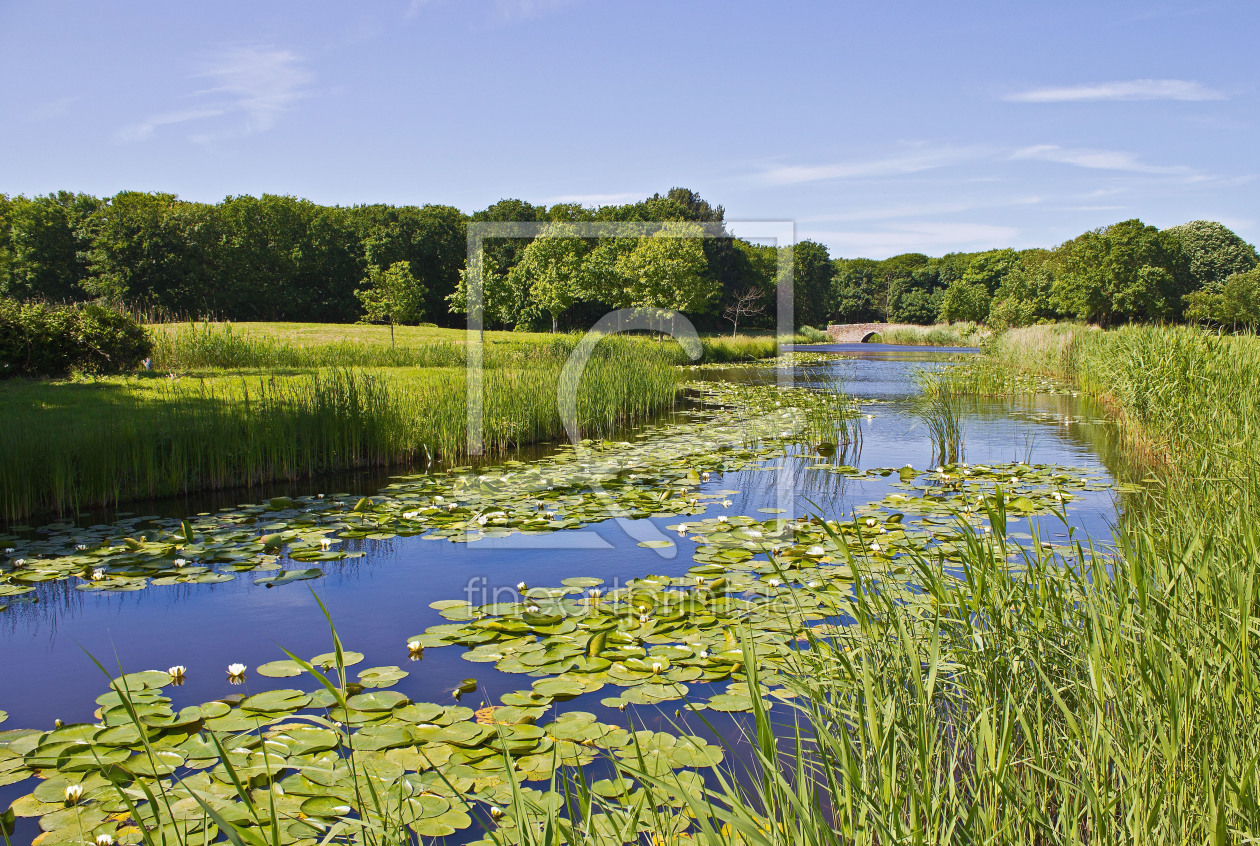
[
  {"x1": 791, "y1": 240, "x2": 834, "y2": 328},
  {"x1": 830, "y1": 258, "x2": 883, "y2": 322},
  {"x1": 1163, "y1": 220, "x2": 1258, "y2": 290},
  {"x1": 355, "y1": 260, "x2": 426, "y2": 345},
  {"x1": 937, "y1": 279, "x2": 991, "y2": 323},
  {"x1": 1185, "y1": 266, "x2": 1260, "y2": 329},
  {"x1": 1051, "y1": 219, "x2": 1185, "y2": 325},
  {"x1": 0, "y1": 192, "x2": 101, "y2": 302},
  {"x1": 506, "y1": 224, "x2": 591, "y2": 332},
  {"x1": 616, "y1": 224, "x2": 717, "y2": 329}
]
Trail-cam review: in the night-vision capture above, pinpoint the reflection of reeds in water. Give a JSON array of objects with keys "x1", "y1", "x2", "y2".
[{"x1": 916, "y1": 377, "x2": 965, "y2": 465}]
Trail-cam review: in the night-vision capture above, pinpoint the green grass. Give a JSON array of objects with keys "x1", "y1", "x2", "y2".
[
  {"x1": 685, "y1": 322, "x2": 1260, "y2": 843},
  {"x1": 0, "y1": 322, "x2": 791, "y2": 520},
  {"x1": 875, "y1": 321, "x2": 990, "y2": 347},
  {"x1": 0, "y1": 340, "x2": 682, "y2": 521},
  {"x1": 148, "y1": 321, "x2": 788, "y2": 371}
]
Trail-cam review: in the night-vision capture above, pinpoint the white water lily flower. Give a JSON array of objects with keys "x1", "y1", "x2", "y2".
[
  {"x1": 320, "y1": 538, "x2": 335, "y2": 550},
  {"x1": 3, "y1": 548, "x2": 12, "y2": 553},
  {"x1": 407, "y1": 641, "x2": 423, "y2": 654},
  {"x1": 721, "y1": 499, "x2": 732, "y2": 508},
  {"x1": 1009, "y1": 477, "x2": 1019, "y2": 485},
  {"x1": 766, "y1": 578, "x2": 782, "y2": 588},
  {"x1": 75, "y1": 544, "x2": 87, "y2": 551},
  {"x1": 865, "y1": 518, "x2": 877, "y2": 527},
  {"x1": 651, "y1": 661, "x2": 663, "y2": 674},
  {"x1": 589, "y1": 588, "x2": 602, "y2": 599},
  {"x1": 12, "y1": 559, "x2": 25, "y2": 567},
  {"x1": 168, "y1": 665, "x2": 186, "y2": 680},
  {"x1": 1052, "y1": 491, "x2": 1064, "y2": 502},
  {"x1": 517, "y1": 581, "x2": 528, "y2": 591},
  {"x1": 490, "y1": 806, "x2": 505, "y2": 821},
  {"x1": 701, "y1": 471, "x2": 711, "y2": 481},
  {"x1": 527, "y1": 605, "x2": 540, "y2": 613},
  {"x1": 983, "y1": 527, "x2": 992, "y2": 536},
  {"x1": 808, "y1": 580, "x2": 822, "y2": 588},
  {"x1": 677, "y1": 524, "x2": 689, "y2": 536},
  {"x1": 476, "y1": 515, "x2": 488, "y2": 526},
  {"x1": 434, "y1": 496, "x2": 444, "y2": 503},
  {"x1": 694, "y1": 576, "x2": 705, "y2": 585},
  {"x1": 64, "y1": 784, "x2": 83, "y2": 804},
  {"x1": 96, "y1": 835, "x2": 114, "y2": 846},
  {"x1": 91, "y1": 569, "x2": 106, "y2": 581},
  {"x1": 174, "y1": 558, "x2": 187, "y2": 566},
  {"x1": 227, "y1": 663, "x2": 247, "y2": 678},
  {"x1": 806, "y1": 545, "x2": 825, "y2": 556},
  {"x1": 699, "y1": 650, "x2": 709, "y2": 659},
  {"x1": 869, "y1": 542, "x2": 881, "y2": 553},
  {"x1": 717, "y1": 516, "x2": 728, "y2": 523},
  {"x1": 639, "y1": 614, "x2": 650, "y2": 624}
]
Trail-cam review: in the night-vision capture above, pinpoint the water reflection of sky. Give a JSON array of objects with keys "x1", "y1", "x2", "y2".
[{"x1": 0, "y1": 345, "x2": 1129, "y2": 841}]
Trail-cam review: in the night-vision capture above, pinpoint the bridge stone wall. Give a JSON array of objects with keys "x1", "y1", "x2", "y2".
[{"x1": 825, "y1": 323, "x2": 916, "y2": 343}]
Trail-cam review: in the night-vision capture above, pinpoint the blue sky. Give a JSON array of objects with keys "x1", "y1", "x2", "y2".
[{"x1": 1, "y1": 0, "x2": 1254, "y2": 258}]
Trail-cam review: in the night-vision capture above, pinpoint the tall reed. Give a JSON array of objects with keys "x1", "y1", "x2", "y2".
[{"x1": 0, "y1": 341, "x2": 681, "y2": 520}]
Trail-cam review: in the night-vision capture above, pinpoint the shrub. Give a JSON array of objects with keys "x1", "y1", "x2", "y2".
[
  {"x1": 0, "y1": 298, "x2": 151, "y2": 378},
  {"x1": 797, "y1": 325, "x2": 830, "y2": 343}
]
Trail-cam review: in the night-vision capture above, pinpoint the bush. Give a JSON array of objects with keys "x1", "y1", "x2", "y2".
[
  {"x1": 797, "y1": 325, "x2": 829, "y2": 343},
  {"x1": 0, "y1": 298, "x2": 151, "y2": 378}
]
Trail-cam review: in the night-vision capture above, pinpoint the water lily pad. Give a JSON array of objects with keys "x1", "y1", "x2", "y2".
[
  {"x1": 256, "y1": 660, "x2": 304, "y2": 678},
  {"x1": 310, "y1": 651, "x2": 364, "y2": 669}
]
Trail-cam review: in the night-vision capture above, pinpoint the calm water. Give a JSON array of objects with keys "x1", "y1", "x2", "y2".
[{"x1": 0, "y1": 345, "x2": 1129, "y2": 841}]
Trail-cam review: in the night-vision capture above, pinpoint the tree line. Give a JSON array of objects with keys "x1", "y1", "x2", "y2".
[
  {"x1": 2, "y1": 188, "x2": 1255, "y2": 331},
  {"x1": 831, "y1": 219, "x2": 1259, "y2": 329}
]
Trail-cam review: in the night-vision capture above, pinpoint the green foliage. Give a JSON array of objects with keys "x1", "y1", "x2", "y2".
[
  {"x1": 1184, "y1": 266, "x2": 1260, "y2": 328},
  {"x1": 1163, "y1": 219, "x2": 1258, "y2": 288},
  {"x1": 791, "y1": 240, "x2": 834, "y2": 328},
  {"x1": 937, "y1": 279, "x2": 991, "y2": 323},
  {"x1": 0, "y1": 191, "x2": 100, "y2": 301},
  {"x1": 0, "y1": 336, "x2": 683, "y2": 519},
  {"x1": 355, "y1": 260, "x2": 427, "y2": 326},
  {"x1": 1050, "y1": 219, "x2": 1187, "y2": 325},
  {"x1": 0, "y1": 298, "x2": 151, "y2": 378},
  {"x1": 505, "y1": 224, "x2": 591, "y2": 331},
  {"x1": 616, "y1": 223, "x2": 717, "y2": 315}
]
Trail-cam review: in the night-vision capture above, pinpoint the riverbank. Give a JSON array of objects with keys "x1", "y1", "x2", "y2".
[
  {"x1": 728, "y1": 323, "x2": 1260, "y2": 842},
  {"x1": 0, "y1": 324, "x2": 793, "y2": 522}
]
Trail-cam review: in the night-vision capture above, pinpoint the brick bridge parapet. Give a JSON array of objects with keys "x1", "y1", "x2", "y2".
[{"x1": 824, "y1": 323, "x2": 914, "y2": 343}]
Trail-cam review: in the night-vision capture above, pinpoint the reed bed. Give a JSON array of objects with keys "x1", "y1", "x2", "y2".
[
  {"x1": 876, "y1": 321, "x2": 990, "y2": 347},
  {"x1": 681, "y1": 322, "x2": 1260, "y2": 844},
  {"x1": 0, "y1": 341, "x2": 681, "y2": 521},
  {"x1": 514, "y1": 323, "x2": 1260, "y2": 844},
  {"x1": 148, "y1": 321, "x2": 786, "y2": 371}
]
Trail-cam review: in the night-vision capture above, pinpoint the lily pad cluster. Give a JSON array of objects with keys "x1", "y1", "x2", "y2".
[
  {"x1": 404, "y1": 460, "x2": 1113, "y2": 715},
  {"x1": 0, "y1": 382, "x2": 861, "y2": 602},
  {"x1": 0, "y1": 662, "x2": 725, "y2": 845}
]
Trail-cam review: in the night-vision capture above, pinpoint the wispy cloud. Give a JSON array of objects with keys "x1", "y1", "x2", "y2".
[
  {"x1": 761, "y1": 145, "x2": 988, "y2": 185},
  {"x1": 809, "y1": 222, "x2": 1020, "y2": 259},
  {"x1": 1010, "y1": 144, "x2": 1199, "y2": 176},
  {"x1": 115, "y1": 45, "x2": 314, "y2": 143},
  {"x1": 1005, "y1": 78, "x2": 1225, "y2": 103}
]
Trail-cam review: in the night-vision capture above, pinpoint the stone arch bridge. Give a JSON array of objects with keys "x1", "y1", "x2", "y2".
[{"x1": 825, "y1": 323, "x2": 917, "y2": 343}]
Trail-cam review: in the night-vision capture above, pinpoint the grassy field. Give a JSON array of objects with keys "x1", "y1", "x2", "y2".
[{"x1": 0, "y1": 322, "x2": 790, "y2": 521}]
